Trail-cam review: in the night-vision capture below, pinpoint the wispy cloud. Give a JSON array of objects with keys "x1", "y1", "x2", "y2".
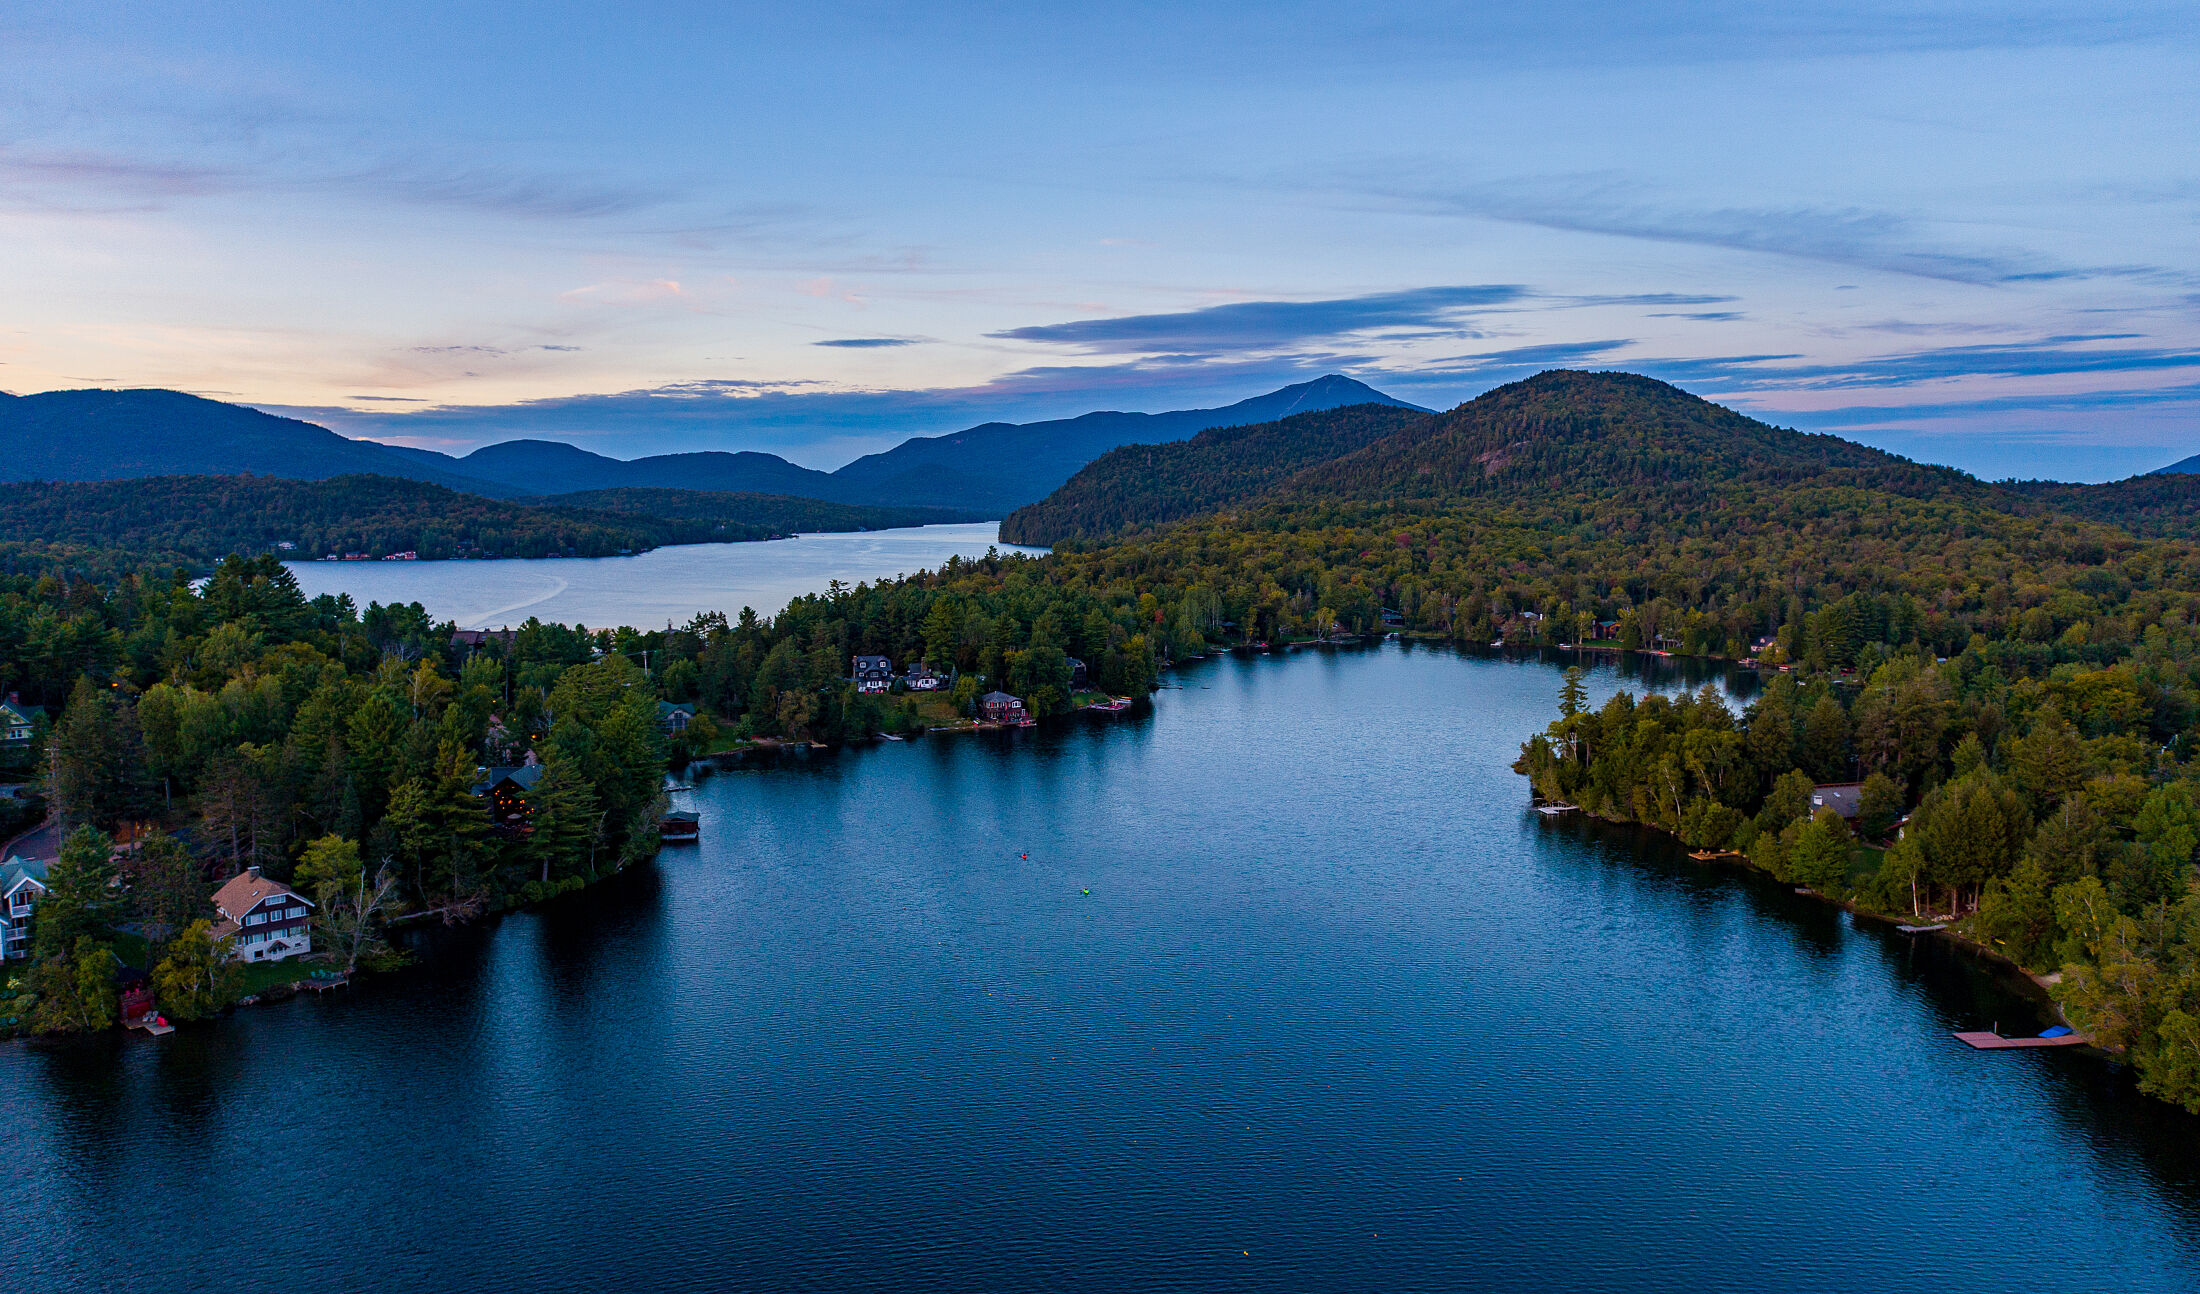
[
  {"x1": 815, "y1": 337, "x2": 920, "y2": 348},
  {"x1": 1636, "y1": 334, "x2": 2200, "y2": 391},
  {"x1": 990, "y1": 284, "x2": 1527, "y2": 354}
]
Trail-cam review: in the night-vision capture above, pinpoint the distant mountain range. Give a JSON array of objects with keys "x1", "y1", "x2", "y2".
[
  {"x1": 2150, "y1": 453, "x2": 2200, "y2": 476},
  {"x1": 0, "y1": 375, "x2": 1422, "y2": 515}
]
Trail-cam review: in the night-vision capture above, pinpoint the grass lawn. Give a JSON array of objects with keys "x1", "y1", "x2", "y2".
[{"x1": 1847, "y1": 845, "x2": 1886, "y2": 888}]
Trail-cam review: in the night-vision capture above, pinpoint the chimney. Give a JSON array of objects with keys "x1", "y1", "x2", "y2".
[{"x1": 247, "y1": 865, "x2": 262, "y2": 880}]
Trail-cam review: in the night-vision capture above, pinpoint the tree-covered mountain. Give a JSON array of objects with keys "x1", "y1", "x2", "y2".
[
  {"x1": 825, "y1": 374, "x2": 1427, "y2": 512},
  {"x1": 998, "y1": 402, "x2": 1430, "y2": 545},
  {"x1": 2147, "y1": 452, "x2": 2200, "y2": 475},
  {"x1": 0, "y1": 389, "x2": 495, "y2": 492},
  {"x1": 2013, "y1": 474, "x2": 2200, "y2": 542},
  {"x1": 0, "y1": 376, "x2": 1424, "y2": 515},
  {"x1": 0, "y1": 475, "x2": 739, "y2": 563},
  {"x1": 543, "y1": 487, "x2": 981, "y2": 531}
]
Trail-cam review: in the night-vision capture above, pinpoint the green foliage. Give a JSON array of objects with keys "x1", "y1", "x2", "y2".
[
  {"x1": 1000, "y1": 404, "x2": 1427, "y2": 545},
  {"x1": 150, "y1": 920, "x2": 241, "y2": 1021}
]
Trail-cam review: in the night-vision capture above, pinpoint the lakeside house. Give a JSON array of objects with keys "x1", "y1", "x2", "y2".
[
  {"x1": 0, "y1": 694, "x2": 45, "y2": 748},
  {"x1": 1066, "y1": 657, "x2": 1089, "y2": 689},
  {"x1": 657, "y1": 701, "x2": 697, "y2": 734},
  {"x1": 1591, "y1": 619, "x2": 1622, "y2": 641},
  {"x1": 904, "y1": 665, "x2": 945, "y2": 692},
  {"x1": 852, "y1": 655, "x2": 894, "y2": 694},
  {"x1": 1811, "y1": 782, "x2": 1864, "y2": 819},
  {"x1": 1, "y1": 855, "x2": 48, "y2": 961},
  {"x1": 978, "y1": 691, "x2": 1029, "y2": 724},
  {"x1": 471, "y1": 759, "x2": 547, "y2": 831},
  {"x1": 209, "y1": 867, "x2": 314, "y2": 964}
]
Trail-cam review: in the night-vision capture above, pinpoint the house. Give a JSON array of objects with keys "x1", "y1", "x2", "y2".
[
  {"x1": 1810, "y1": 782, "x2": 1864, "y2": 820},
  {"x1": 852, "y1": 655, "x2": 893, "y2": 694},
  {"x1": 977, "y1": 691, "x2": 1028, "y2": 724},
  {"x1": 0, "y1": 855, "x2": 48, "y2": 961},
  {"x1": 657, "y1": 701, "x2": 697, "y2": 733},
  {"x1": 470, "y1": 760, "x2": 547, "y2": 831},
  {"x1": 210, "y1": 867, "x2": 314, "y2": 964},
  {"x1": 1591, "y1": 619, "x2": 1622, "y2": 641},
  {"x1": 1065, "y1": 656, "x2": 1089, "y2": 689},
  {"x1": 1378, "y1": 608, "x2": 1405, "y2": 628},
  {"x1": 904, "y1": 666, "x2": 945, "y2": 692},
  {"x1": 451, "y1": 627, "x2": 518, "y2": 654},
  {"x1": 0, "y1": 694, "x2": 45, "y2": 747}
]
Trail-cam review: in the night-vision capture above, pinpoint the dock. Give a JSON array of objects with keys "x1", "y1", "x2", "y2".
[
  {"x1": 1897, "y1": 923, "x2": 1945, "y2": 934},
  {"x1": 1532, "y1": 803, "x2": 1577, "y2": 816},
  {"x1": 1954, "y1": 1030, "x2": 2089, "y2": 1049}
]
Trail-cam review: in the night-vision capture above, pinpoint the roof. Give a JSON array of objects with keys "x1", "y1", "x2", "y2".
[
  {"x1": 211, "y1": 871, "x2": 313, "y2": 921},
  {"x1": 853, "y1": 655, "x2": 891, "y2": 667},
  {"x1": 472, "y1": 763, "x2": 547, "y2": 795},
  {"x1": 979, "y1": 690, "x2": 1022, "y2": 705},
  {"x1": 2, "y1": 854, "x2": 49, "y2": 896},
  {"x1": 0, "y1": 700, "x2": 44, "y2": 723},
  {"x1": 1810, "y1": 783, "x2": 1864, "y2": 817},
  {"x1": 656, "y1": 700, "x2": 696, "y2": 717}
]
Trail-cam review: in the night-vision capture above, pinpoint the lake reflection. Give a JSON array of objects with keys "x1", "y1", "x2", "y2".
[
  {"x1": 5, "y1": 646, "x2": 2198, "y2": 1293},
  {"x1": 285, "y1": 522, "x2": 1040, "y2": 628}
]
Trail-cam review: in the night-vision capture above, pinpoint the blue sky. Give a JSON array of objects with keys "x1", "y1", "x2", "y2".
[{"x1": 3, "y1": 2, "x2": 2195, "y2": 479}]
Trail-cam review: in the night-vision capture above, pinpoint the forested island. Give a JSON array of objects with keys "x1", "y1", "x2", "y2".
[{"x1": 7, "y1": 368, "x2": 2200, "y2": 1123}]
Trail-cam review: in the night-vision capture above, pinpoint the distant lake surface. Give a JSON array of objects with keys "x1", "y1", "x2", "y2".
[
  {"x1": 285, "y1": 522, "x2": 1040, "y2": 629},
  {"x1": 7, "y1": 646, "x2": 2199, "y2": 1292}
]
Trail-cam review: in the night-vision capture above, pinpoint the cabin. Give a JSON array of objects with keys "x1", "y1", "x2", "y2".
[
  {"x1": 1591, "y1": 619, "x2": 1623, "y2": 641},
  {"x1": 1810, "y1": 782, "x2": 1864, "y2": 820},
  {"x1": 1065, "y1": 657, "x2": 1089, "y2": 689},
  {"x1": 0, "y1": 855, "x2": 49, "y2": 961},
  {"x1": 470, "y1": 761, "x2": 547, "y2": 831},
  {"x1": 977, "y1": 691, "x2": 1028, "y2": 724},
  {"x1": 210, "y1": 867, "x2": 315, "y2": 964},
  {"x1": 852, "y1": 655, "x2": 894, "y2": 694},
  {"x1": 657, "y1": 701, "x2": 697, "y2": 734},
  {"x1": 904, "y1": 666, "x2": 945, "y2": 692},
  {"x1": 0, "y1": 694, "x2": 45, "y2": 747}
]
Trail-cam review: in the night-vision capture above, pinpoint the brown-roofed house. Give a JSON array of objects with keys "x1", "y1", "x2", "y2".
[{"x1": 211, "y1": 867, "x2": 315, "y2": 964}]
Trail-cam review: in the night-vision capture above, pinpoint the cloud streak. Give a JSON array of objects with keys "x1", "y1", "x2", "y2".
[{"x1": 990, "y1": 284, "x2": 1527, "y2": 353}]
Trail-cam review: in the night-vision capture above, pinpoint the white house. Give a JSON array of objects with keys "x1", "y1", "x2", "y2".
[
  {"x1": 0, "y1": 855, "x2": 48, "y2": 961},
  {"x1": 210, "y1": 868, "x2": 315, "y2": 963}
]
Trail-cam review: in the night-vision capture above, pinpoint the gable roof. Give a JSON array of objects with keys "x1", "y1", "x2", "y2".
[
  {"x1": 656, "y1": 700, "x2": 696, "y2": 718},
  {"x1": 211, "y1": 870, "x2": 313, "y2": 921},
  {"x1": 0, "y1": 699, "x2": 44, "y2": 724},
  {"x1": 471, "y1": 763, "x2": 547, "y2": 795},
  {"x1": 2, "y1": 854, "x2": 48, "y2": 897},
  {"x1": 979, "y1": 690, "x2": 1022, "y2": 705}
]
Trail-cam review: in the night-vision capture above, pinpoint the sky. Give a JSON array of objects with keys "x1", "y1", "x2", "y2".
[{"x1": 3, "y1": 2, "x2": 2196, "y2": 480}]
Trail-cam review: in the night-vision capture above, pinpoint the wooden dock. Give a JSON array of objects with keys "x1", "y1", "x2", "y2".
[{"x1": 1954, "y1": 1030, "x2": 2089, "y2": 1050}]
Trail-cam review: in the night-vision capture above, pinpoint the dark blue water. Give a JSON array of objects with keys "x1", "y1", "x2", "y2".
[{"x1": 6, "y1": 646, "x2": 2198, "y2": 1292}]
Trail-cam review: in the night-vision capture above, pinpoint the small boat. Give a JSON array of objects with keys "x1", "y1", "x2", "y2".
[
  {"x1": 1532, "y1": 802, "x2": 1577, "y2": 816},
  {"x1": 1954, "y1": 1029, "x2": 2089, "y2": 1050},
  {"x1": 660, "y1": 809, "x2": 700, "y2": 841},
  {"x1": 663, "y1": 781, "x2": 694, "y2": 792},
  {"x1": 879, "y1": 732, "x2": 906, "y2": 741}
]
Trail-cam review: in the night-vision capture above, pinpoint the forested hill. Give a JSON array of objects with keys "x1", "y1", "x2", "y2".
[
  {"x1": 542, "y1": 487, "x2": 983, "y2": 531},
  {"x1": 0, "y1": 475, "x2": 773, "y2": 564},
  {"x1": 1283, "y1": 369, "x2": 1986, "y2": 509},
  {"x1": 998, "y1": 403, "x2": 1429, "y2": 545},
  {"x1": 0, "y1": 389, "x2": 495, "y2": 492},
  {"x1": 2007, "y1": 474, "x2": 2200, "y2": 543}
]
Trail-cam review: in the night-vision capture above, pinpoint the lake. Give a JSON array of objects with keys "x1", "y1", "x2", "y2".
[
  {"x1": 6, "y1": 646, "x2": 2200, "y2": 1292},
  {"x1": 285, "y1": 522, "x2": 1042, "y2": 629}
]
